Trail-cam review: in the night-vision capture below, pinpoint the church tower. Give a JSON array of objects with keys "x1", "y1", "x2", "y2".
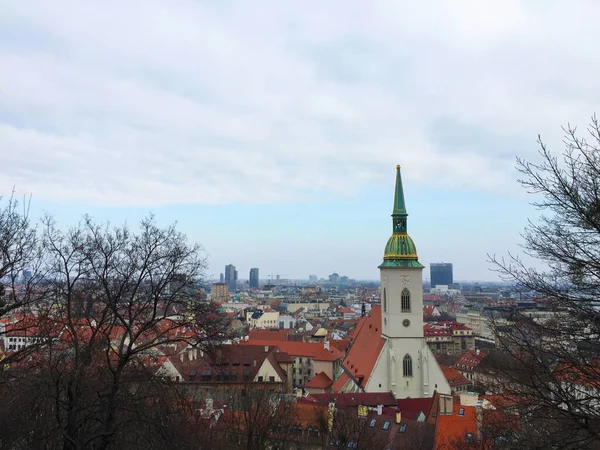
[
  {"x1": 376, "y1": 165, "x2": 449, "y2": 398},
  {"x1": 332, "y1": 165, "x2": 450, "y2": 397}
]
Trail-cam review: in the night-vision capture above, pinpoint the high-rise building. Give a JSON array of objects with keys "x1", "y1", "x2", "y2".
[
  {"x1": 225, "y1": 264, "x2": 237, "y2": 292},
  {"x1": 309, "y1": 275, "x2": 318, "y2": 283},
  {"x1": 430, "y1": 263, "x2": 453, "y2": 287},
  {"x1": 249, "y1": 268, "x2": 259, "y2": 288},
  {"x1": 22, "y1": 269, "x2": 32, "y2": 284},
  {"x1": 219, "y1": 273, "x2": 224, "y2": 283}
]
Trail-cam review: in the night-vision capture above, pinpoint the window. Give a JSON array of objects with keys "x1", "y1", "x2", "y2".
[
  {"x1": 269, "y1": 376, "x2": 275, "y2": 382},
  {"x1": 382, "y1": 421, "x2": 390, "y2": 431},
  {"x1": 369, "y1": 419, "x2": 376, "y2": 428},
  {"x1": 399, "y1": 424, "x2": 407, "y2": 433},
  {"x1": 383, "y1": 288, "x2": 387, "y2": 312},
  {"x1": 401, "y1": 288, "x2": 411, "y2": 312},
  {"x1": 403, "y1": 354, "x2": 413, "y2": 377},
  {"x1": 258, "y1": 376, "x2": 264, "y2": 382},
  {"x1": 466, "y1": 432, "x2": 474, "y2": 444},
  {"x1": 458, "y1": 408, "x2": 465, "y2": 416}
]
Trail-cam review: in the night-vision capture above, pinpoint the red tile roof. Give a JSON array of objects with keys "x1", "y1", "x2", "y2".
[
  {"x1": 395, "y1": 397, "x2": 436, "y2": 421},
  {"x1": 423, "y1": 305, "x2": 438, "y2": 317},
  {"x1": 329, "y1": 339, "x2": 351, "y2": 353},
  {"x1": 291, "y1": 403, "x2": 327, "y2": 429},
  {"x1": 331, "y1": 372, "x2": 350, "y2": 392},
  {"x1": 336, "y1": 306, "x2": 385, "y2": 390},
  {"x1": 424, "y1": 321, "x2": 472, "y2": 337},
  {"x1": 241, "y1": 340, "x2": 343, "y2": 362},
  {"x1": 553, "y1": 361, "x2": 600, "y2": 388},
  {"x1": 300, "y1": 392, "x2": 396, "y2": 408},
  {"x1": 305, "y1": 371, "x2": 333, "y2": 389},
  {"x1": 434, "y1": 404, "x2": 478, "y2": 449},
  {"x1": 163, "y1": 344, "x2": 289, "y2": 384},
  {"x1": 248, "y1": 329, "x2": 290, "y2": 341},
  {"x1": 455, "y1": 349, "x2": 488, "y2": 373},
  {"x1": 440, "y1": 365, "x2": 471, "y2": 388}
]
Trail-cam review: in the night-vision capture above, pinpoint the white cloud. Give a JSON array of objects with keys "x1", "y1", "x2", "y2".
[{"x1": 1, "y1": 0, "x2": 599, "y2": 205}]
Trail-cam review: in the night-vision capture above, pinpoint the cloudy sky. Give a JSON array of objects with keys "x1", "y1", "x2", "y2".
[{"x1": 1, "y1": 1, "x2": 599, "y2": 281}]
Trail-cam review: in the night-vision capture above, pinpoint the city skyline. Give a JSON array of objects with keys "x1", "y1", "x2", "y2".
[{"x1": 2, "y1": 1, "x2": 598, "y2": 280}]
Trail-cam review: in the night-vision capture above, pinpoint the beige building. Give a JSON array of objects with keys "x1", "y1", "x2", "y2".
[
  {"x1": 246, "y1": 310, "x2": 280, "y2": 329},
  {"x1": 286, "y1": 301, "x2": 330, "y2": 313},
  {"x1": 211, "y1": 283, "x2": 229, "y2": 303},
  {"x1": 242, "y1": 340, "x2": 344, "y2": 388},
  {"x1": 424, "y1": 321, "x2": 475, "y2": 355}
]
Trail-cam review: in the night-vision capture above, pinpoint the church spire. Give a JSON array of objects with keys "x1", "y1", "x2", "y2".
[
  {"x1": 379, "y1": 164, "x2": 423, "y2": 268},
  {"x1": 392, "y1": 165, "x2": 408, "y2": 234}
]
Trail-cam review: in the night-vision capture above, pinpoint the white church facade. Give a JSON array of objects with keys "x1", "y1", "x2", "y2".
[{"x1": 332, "y1": 165, "x2": 450, "y2": 397}]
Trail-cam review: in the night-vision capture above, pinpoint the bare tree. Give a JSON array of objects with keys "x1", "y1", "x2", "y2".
[
  {"x1": 0, "y1": 214, "x2": 230, "y2": 450},
  {"x1": 0, "y1": 192, "x2": 47, "y2": 363},
  {"x1": 215, "y1": 384, "x2": 303, "y2": 450},
  {"x1": 327, "y1": 408, "x2": 388, "y2": 450},
  {"x1": 489, "y1": 116, "x2": 600, "y2": 449}
]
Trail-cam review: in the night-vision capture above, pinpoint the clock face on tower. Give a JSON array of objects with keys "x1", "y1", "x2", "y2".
[{"x1": 402, "y1": 275, "x2": 410, "y2": 286}]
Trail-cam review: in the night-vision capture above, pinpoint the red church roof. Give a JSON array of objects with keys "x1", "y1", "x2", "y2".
[{"x1": 333, "y1": 306, "x2": 385, "y2": 391}]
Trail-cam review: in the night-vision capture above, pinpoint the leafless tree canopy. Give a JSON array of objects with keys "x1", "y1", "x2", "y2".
[
  {"x1": 488, "y1": 116, "x2": 600, "y2": 449},
  {"x1": 0, "y1": 212, "x2": 231, "y2": 450}
]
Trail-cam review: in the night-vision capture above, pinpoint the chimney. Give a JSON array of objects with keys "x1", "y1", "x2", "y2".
[
  {"x1": 377, "y1": 404, "x2": 383, "y2": 415},
  {"x1": 265, "y1": 345, "x2": 269, "y2": 353},
  {"x1": 179, "y1": 353, "x2": 184, "y2": 362},
  {"x1": 476, "y1": 348, "x2": 480, "y2": 356},
  {"x1": 395, "y1": 411, "x2": 402, "y2": 424},
  {"x1": 253, "y1": 360, "x2": 257, "y2": 367},
  {"x1": 324, "y1": 340, "x2": 330, "y2": 351}
]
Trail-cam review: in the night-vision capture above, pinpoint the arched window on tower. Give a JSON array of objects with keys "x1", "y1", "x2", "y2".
[
  {"x1": 383, "y1": 288, "x2": 387, "y2": 312},
  {"x1": 403, "y1": 354, "x2": 412, "y2": 377},
  {"x1": 401, "y1": 288, "x2": 411, "y2": 312}
]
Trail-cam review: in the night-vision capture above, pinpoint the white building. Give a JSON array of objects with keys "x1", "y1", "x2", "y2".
[{"x1": 333, "y1": 165, "x2": 451, "y2": 398}]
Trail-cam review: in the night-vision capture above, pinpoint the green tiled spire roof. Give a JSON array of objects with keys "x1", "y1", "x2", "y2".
[
  {"x1": 379, "y1": 165, "x2": 424, "y2": 269},
  {"x1": 393, "y1": 164, "x2": 407, "y2": 215}
]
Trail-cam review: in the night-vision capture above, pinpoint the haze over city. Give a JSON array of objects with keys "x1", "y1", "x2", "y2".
[{"x1": 2, "y1": 1, "x2": 599, "y2": 280}]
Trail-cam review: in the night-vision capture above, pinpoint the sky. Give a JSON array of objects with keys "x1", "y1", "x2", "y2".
[{"x1": 1, "y1": 1, "x2": 600, "y2": 281}]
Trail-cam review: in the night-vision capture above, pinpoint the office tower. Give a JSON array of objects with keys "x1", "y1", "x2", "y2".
[
  {"x1": 225, "y1": 264, "x2": 237, "y2": 292},
  {"x1": 219, "y1": 273, "x2": 224, "y2": 283},
  {"x1": 249, "y1": 268, "x2": 259, "y2": 288},
  {"x1": 430, "y1": 263, "x2": 453, "y2": 287},
  {"x1": 22, "y1": 269, "x2": 32, "y2": 284}
]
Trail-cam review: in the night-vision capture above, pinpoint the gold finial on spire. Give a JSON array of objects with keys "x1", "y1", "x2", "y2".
[{"x1": 396, "y1": 164, "x2": 401, "y2": 169}]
